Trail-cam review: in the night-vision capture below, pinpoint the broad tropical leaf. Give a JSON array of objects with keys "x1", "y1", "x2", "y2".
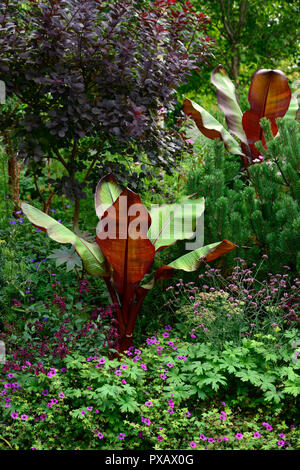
[
  {"x1": 148, "y1": 197, "x2": 204, "y2": 252},
  {"x1": 96, "y1": 188, "x2": 155, "y2": 300},
  {"x1": 211, "y1": 65, "x2": 249, "y2": 149},
  {"x1": 21, "y1": 202, "x2": 108, "y2": 277},
  {"x1": 183, "y1": 98, "x2": 244, "y2": 156},
  {"x1": 154, "y1": 240, "x2": 237, "y2": 280},
  {"x1": 94, "y1": 173, "x2": 122, "y2": 219},
  {"x1": 242, "y1": 69, "x2": 291, "y2": 157}
]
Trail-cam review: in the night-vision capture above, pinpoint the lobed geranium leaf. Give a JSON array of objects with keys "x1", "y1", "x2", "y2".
[{"x1": 48, "y1": 246, "x2": 82, "y2": 272}]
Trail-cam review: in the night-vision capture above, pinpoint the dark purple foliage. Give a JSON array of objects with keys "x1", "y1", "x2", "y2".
[{"x1": 0, "y1": 0, "x2": 212, "y2": 199}]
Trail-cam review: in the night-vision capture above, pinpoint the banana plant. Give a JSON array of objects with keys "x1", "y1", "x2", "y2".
[
  {"x1": 21, "y1": 174, "x2": 237, "y2": 353},
  {"x1": 183, "y1": 65, "x2": 298, "y2": 168}
]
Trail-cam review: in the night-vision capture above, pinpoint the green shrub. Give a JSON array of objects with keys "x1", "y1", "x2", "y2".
[{"x1": 185, "y1": 118, "x2": 300, "y2": 275}]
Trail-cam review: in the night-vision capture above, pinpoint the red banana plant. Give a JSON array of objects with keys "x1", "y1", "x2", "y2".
[
  {"x1": 183, "y1": 65, "x2": 298, "y2": 168},
  {"x1": 21, "y1": 174, "x2": 237, "y2": 353}
]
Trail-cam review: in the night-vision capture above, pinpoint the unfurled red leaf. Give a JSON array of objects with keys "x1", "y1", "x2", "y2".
[
  {"x1": 211, "y1": 65, "x2": 249, "y2": 150},
  {"x1": 96, "y1": 188, "x2": 155, "y2": 300},
  {"x1": 155, "y1": 240, "x2": 238, "y2": 280},
  {"x1": 21, "y1": 202, "x2": 108, "y2": 277},
  {"x1": 148, "y1": 197, "x2": 204, "y2": 252},
  {"x1": 94, "y1": 173, "x2": 122, "y2": 219},
  {"x1": 183, "y1": 98, "x2": 244, "y2": 156},
  {"x1": 242, "y1": 69, "x2": 291, "y2": 157}
]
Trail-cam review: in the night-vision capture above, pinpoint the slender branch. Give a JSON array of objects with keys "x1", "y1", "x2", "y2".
[
  {"x1": 52, "y1": 148, "x2": 68, "y2": 169},
  {"x1": 33, "y1": 171, "x2": 45, "y2": 205},
  {"x1": 83, "y1": 140, "x2": 106, "y2": 185}
]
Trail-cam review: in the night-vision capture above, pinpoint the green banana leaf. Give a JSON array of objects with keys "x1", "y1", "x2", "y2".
[
  {"x1": 148, "y1": 197, "x2": 204, "y2": 252},
  {"x1": 21, "y1": 202, "x2": 108, "y2": 277},
  {"x1": 94, "y1": 173, "x2": 122, "y2": 219},
  {"x1": 155, "y1": 240, "x2": 237, "y2": 280},
  {"x1": 183, "y1": 98, "x2": 245, "y2": 156},
  {"x1": 211, "y1": 65, "x2": 249, "y2": 147}
]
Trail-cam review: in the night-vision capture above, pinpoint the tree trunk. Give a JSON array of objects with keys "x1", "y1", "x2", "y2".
[
  {"x1": 72, "y1": 197, "x2": 81, "y2": 232},
  {"x1": 117, "y1": 334, "x2": 133, "y2": 354}
]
